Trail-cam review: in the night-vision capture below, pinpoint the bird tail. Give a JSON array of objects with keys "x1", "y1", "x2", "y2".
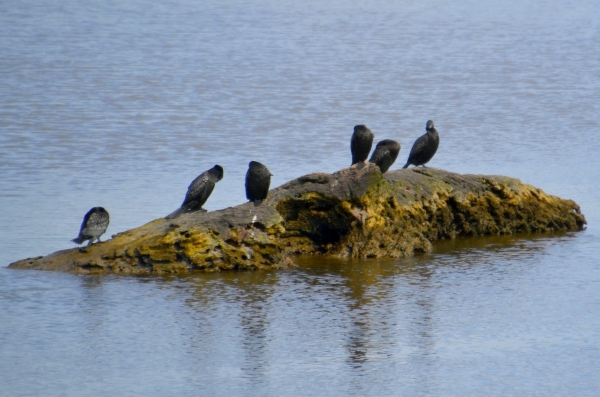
[
  {"x1": 71, "y1": 236, "x2": 85, "y2": 245},
  {"x1": 165, "y1": 202, "x2": 197, "y2": 220},
  {"x1": 402, "y1": 163, "x2": 409, "y2": 169}
]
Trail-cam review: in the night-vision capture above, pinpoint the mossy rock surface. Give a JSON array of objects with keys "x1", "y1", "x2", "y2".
[{"x1": 9, "y1": 165, "x2": 586, "y2": 274}]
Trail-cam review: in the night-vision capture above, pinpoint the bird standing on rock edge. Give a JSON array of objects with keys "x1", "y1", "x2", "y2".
[
  {"x1": 245, "y1": 161, "x2": 272, "y2": 206},
  {"x1": 403, "y1": 120, "x2": 439, "y2": 168},
  {"x1": 165, "y1": 165, "x2": 224, "y2": 219},
  {"x1": 350, "y1": 125, "x2": 374, "y2": 169},
  {"x1": 369, "y1": 139, "x2": 401, "y2": 173},
  {"x1": 72, "y1": 207, "x2": 110, "y2": 247}
]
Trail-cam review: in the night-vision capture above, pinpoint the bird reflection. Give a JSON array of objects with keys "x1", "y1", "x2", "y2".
[
  {"x1": 293, "y1": 257, "x2": 405, "y2": 369},
  {"x1": 186, "y1": 271, "x2": 279, "y2": 391},
  {"x1": 296, "y1": 255, "x2": 438, "y2": 374},
  {"x1": 346, "y1": 317, "x2": 370, "y2": 366},
  {"x1": 238, "y1": 290, "x2": 270, "y2": 374},
  {"x1": 177, "y1": 232, "x2": 557, "y2": 391},
  {"x1": 80, "y1": 274, "x2": 104, "y2": 290},
  {"x1": 322, "y1": 255, "x2": 438, "y2": 397}
]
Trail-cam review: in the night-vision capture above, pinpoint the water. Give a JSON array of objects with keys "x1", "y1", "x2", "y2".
[{"x1": 1, "y1": 0, "x2": 599, "y2": 395}]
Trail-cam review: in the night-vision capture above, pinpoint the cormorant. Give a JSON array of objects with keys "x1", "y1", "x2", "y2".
[
  {"x1": 165, "y1": 165, "x2": 224, "y2": 219},
  {"x1": 350, "y1": 125, "x2": 374, "y2": 168},
  {"x1": 402, "y1": 120, "x2": 439, "y2": 168},
  {"x1": 72, "y1": 207, "x2": 110, "y2": 246},
  {"x1": 245, "y1": 161, "x2": 272, "y2": 205},
  {"x1": 369, "y1": 139, "x2": 401, "y2": 173}
]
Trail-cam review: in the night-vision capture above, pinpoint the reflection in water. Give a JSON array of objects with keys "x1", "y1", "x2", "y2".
[
  {"x1": 1, "y1": 231, "x2": 598, "y2": 396},
  {"x1": 185, "y1": 271, "x2": 280, "y2": 392},
  {"x1": 234, "y1": 273, "x2": 275, "y2": 389},
  {"x1": 290, "y1": 232, "x2": 575, "y2": 394},
  {"x1": 1, "y1": 0, "x2": 599, "y2": 393},
  {"x1": 80, "y1": 275, "x2": 104, "y2": 290}
]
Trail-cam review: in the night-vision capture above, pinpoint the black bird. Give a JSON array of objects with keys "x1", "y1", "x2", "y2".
[
  {"x1": 72, "y1": 207, "x2": 110, "y2": 246},
  {"x1": 350, "y1": 125, "x2": 374, "y2": 168},
  {"x1": 245, "y1": 161, "x2": 272, "y2": 205},
  {"x1": 165, "y1": 165, "x2": 224, "y2": 219},
  {"x1": 402, "y1": 120, "x2": 440, "y2": 168},
  {"x1": 369, "y1": 139, "x2": 401, "y2": 173}
]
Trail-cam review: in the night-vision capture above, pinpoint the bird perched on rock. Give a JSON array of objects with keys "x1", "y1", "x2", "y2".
[
  {"x1": 72, "y1": 207, "x2": 110, "y2": 246},
  {"x1": 369, "y1": 139, "x2": 401, "y2": 173},
  {"x1": 245, "y1": 161, "x2": 272, "y2": 206},
  {"x1": 403, "y1": 120, "x2": 439, "y2": 168},
  {"x1": 165, "y1": 165, "x2": 224, "y2": 219},
  {"x1": 350, "y1": 125, "x2": 374, "y2": 169}
]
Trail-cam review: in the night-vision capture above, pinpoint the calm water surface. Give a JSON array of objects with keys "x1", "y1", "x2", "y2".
[{"x1": 1, "y1": 0, "x2": 599, "y2": 395}]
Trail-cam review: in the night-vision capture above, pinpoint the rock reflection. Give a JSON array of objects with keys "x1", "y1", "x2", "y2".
[
  {"x1": 432, "y1": 232, "x2": 576, "y2": 256},
  {"x1": 176, "y1": 232, "x2": 578, "y2": 392},
  {"x1": 293, "y1": 233, "x2": 567, "y2": 371}
]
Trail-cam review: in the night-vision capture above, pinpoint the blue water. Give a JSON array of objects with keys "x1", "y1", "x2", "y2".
[{"x1": 1, "y1": 0, "x2": 599, "y2": 395}]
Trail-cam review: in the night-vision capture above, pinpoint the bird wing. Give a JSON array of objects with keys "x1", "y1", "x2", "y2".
[
  {"x1": 79, "y1": 209, "x2": 94, "y2": 233},
  {"x1": 408, "y1": 134, "x2": 429, "y2": 158},
  {"x1": 183, "y1": 172, "x2": 215, "y2": 207},
  {"x1": 350, "y1": 134, "x2": 359, "y2": 159},
  {"x1": 86, "y1": 211, "x2": 108, "y2": 229},
  {"x1": 369, "y1": 146, "x2": 389, "y2": 164}
]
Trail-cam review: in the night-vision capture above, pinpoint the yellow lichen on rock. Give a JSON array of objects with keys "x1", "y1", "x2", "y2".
[{"x1": 9, "y1": 165, "x2": 586, "y2": 274}]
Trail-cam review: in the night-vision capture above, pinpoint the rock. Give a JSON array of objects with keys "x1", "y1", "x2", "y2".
[{"x1": 8, "y1": 164, "x2": 586, "y2": 274}]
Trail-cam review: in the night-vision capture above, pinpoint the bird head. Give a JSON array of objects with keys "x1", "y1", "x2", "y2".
[{"x1": 212, "y1": 165, "x2": 224, "y2": 181}]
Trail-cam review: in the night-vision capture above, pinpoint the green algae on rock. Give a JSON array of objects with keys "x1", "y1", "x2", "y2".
[{"x1": 9, "y1": 164, "x2": 586, "y2": 274}]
